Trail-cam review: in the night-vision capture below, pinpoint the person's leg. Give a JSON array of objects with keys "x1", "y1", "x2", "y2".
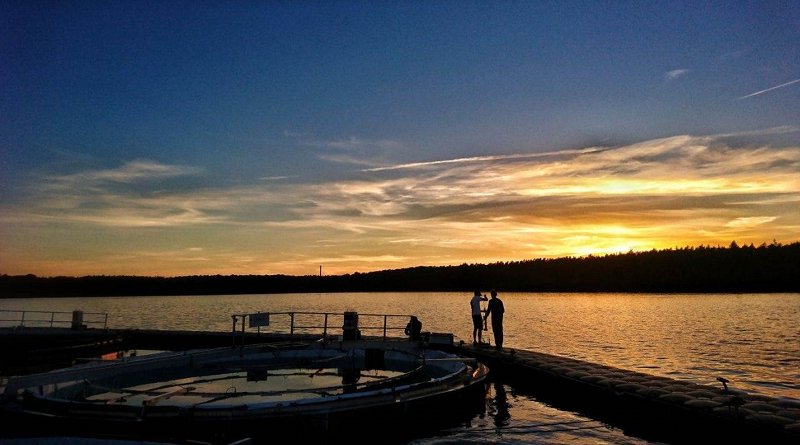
[
  {"x1": 472, "y1": 315, "x2": 482, "y2": 343},
  {"x1": 493, "y1": 319, "x2": 503, "y2": 349},
  {"x1": 497, "y1": 326, "x2": 502, "y2": 348}
]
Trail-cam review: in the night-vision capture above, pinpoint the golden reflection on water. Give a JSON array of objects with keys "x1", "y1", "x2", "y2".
[{"x1": 2, "y1": 292, "x2": 798, "y2": 398}]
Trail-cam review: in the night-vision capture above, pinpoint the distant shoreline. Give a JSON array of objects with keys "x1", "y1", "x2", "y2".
[{"x1": 2, "y1": 242, "x2": 798, "y2": 298}]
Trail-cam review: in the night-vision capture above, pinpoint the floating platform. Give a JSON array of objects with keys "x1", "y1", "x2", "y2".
[
  {"x1": 1, "y1": 339, "x2": 488, "y2": 443},
  {"x1": 3, "y1": 326, "x2": 799, "y2": 444},
  {"x1": 438, "y1": 343, "x2": 800, "y2": 444}
]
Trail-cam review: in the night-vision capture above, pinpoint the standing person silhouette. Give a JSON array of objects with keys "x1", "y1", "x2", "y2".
[
  {"x1": 470, "y1": 290, "x2": 488, "y2": 345},
  {"x1": 484, "y1": 289, "x2": 505, "y2": 350}
]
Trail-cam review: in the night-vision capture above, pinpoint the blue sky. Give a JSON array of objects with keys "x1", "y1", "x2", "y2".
[{"x1": 1, "y1": 1, "x2": 799, "y2": 276}]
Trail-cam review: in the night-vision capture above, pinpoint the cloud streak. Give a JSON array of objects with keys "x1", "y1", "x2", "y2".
[
  {"x1": 362, "y1": 148, "x2": 604, "y2": 172},
  {"x1": 665, "y1": 69, "x2": 689, "y2": 80},
  {"x1": 285, "y1": 132, "x2": 407, "y2": 167},
  {"x1": 737, "y1": 77, "x2": 800, "y2": 100},
  {"x1": 48, "y1": 160, "x2": 201, "y2": 185}
]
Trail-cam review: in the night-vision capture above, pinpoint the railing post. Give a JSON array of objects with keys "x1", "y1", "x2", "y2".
[
  {"x1": 231, "y1": 315, "x2": 238, "y2": 347},
  {"x1": 240, "y1": 315, "x2": 246, "y2": 354},
  {"x1": 323, "y1": 313, "x2": 328, "y2": 336},
  {"x1": 290, "y1": 313, "x2": 295, "y2": 336},
  {"x1": 104, "y1": 313, "x2": 108, "y2": 329},
  {"x1": 383, "y1": 315, "x2": 388, "y2": 341},
  {"x1": 20, "y1": 311, "x2": 25, "y2": 327},
  {"x1": 50, "y1": 312, "x2": 55, "y2": 328}
]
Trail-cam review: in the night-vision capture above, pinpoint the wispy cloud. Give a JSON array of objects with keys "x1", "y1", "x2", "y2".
[
  {"x1": 362, "y1": 148, "x2": 604, "y2": 172},
  {"x1": 18, "y1": 160, "x2": 224, "y2": 227},
  {"x1": 4, "y1": 133, "x2": 799, "y2": 275},
  {"x1": 715, "y1": 125, "x2": 800, "y2": 139},
  {"x1": 317, "y1": 153, "x2": 386, "y2": 167},
  {"x1": 725, "y1": 216, "x2": 778, "y2": 228},
  {"x1": 737, "y1": 77, "x2": 800, "y2": 100},
  {"x1": 48, "y1": 160, "x2": 200, "y2": 185},
  {"x1": 665, "y1": 69, "x2": 689, "y2": 80},
  {"x1": 284, "y1": 131, "x2": 407, "y2": 167},
  {"x1": 321, "y1": 136, "x2": 405, "y2": 152},
  {"x1": 260, "y1": 175, "x2": 295, "y2": 181},
  {"x1": 315, "y1": 136, "x2": 406, "y2": 167}
]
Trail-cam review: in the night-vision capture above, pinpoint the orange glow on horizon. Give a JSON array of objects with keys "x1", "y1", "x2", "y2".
[{"x1": 1, "y1": 133, "x2": 798, "y2": 277}]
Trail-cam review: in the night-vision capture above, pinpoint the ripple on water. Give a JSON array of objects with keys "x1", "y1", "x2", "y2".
[{"x1": 410, "y1": 383, "x2": 658, "y2": 445}]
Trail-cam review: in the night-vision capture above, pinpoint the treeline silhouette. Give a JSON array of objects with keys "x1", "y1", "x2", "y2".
[{"x1": 2, "y1": 242, "x2": 798, "y2": 298}]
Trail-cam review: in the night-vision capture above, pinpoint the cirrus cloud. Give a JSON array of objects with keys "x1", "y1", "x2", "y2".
[{"x1": 665, "y1": 69, "x2": 689, "y2": 80}]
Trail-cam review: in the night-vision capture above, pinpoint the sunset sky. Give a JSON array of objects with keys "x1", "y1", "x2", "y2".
[{"x1": 1, "y1": 1, "x2": 799, "y2": 277}]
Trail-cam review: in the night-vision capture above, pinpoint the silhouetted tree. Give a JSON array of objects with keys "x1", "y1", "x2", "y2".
[{"x1": 1, "y1": 242, "x2": 798, "y2": 297}]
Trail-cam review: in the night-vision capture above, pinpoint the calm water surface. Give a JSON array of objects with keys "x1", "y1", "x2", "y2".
[{"x1": 2, "y1": 292, "x2": 798, "y2": 444}]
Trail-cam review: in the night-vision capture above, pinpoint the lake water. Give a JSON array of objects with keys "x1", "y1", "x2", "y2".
[{"x1": 2, "y1": 292, "x2": 798, "y2": 444}]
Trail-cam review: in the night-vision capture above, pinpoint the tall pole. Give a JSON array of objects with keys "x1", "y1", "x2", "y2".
[{"x1": 320, "y1": 265, "x2": 322, "y2": 277}]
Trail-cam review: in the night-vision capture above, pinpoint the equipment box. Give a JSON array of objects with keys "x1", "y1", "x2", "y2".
[{"x1": 426, "y1": 332, "x2": 453, "y2": 346}]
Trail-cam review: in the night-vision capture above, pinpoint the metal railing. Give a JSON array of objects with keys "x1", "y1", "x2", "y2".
[
  {"x1": 0, "y1": 310, "x2": 108, "y2": 329},
  {"x1": 230, "y1": 311, "x2": 413, "y2": 342}
]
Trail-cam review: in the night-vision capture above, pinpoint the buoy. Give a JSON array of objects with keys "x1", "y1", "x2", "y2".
[
  {"x1": 566, "y1": 370, "x2": 589, "y2": 379},
  {"x1": 687, "y1": 389, "x2": 720, "y2": 399},
  {"x1": 713, "y1": 405, "x2": 753, "y2": 418},
  {"x1": 597, "y1": 378, "x2": 625, "y2": 388},
  {"x1": 621, "y1": 376, "x2": 650, "y2": 383},
  {"x1": 685, "y1": 399, "x2": 721, "y2": 409},
  {"x1": 777, "y1": 409, "x2": 800, "y2": 421},
  {"x1": 746, "y1": 413, "x2": 794, "y2": 426},
  {"x1": 579, "y1": 375, "x2": 606, "y2": 384},
  {"x1": 741, "y1": 402, "x2": 780, "y2": 413},
  {"x1": 658, "y1": 393, "x2": 695, "y2": 404},
  {"x1": 642, "y1": 380, "x2": 671, "y2": 388},
  {"x1": 636, "y1": 387, "x2": 669, "y2": 398},
  {"x1": 775, "y1": 398, "x2": 800, "y2": 409},
  {"x1": 615, "y1": 383, "x2": 645, "y2": 393},
  {"x1": 661, "y1": 384, "x2": 695, "y2": 393}
]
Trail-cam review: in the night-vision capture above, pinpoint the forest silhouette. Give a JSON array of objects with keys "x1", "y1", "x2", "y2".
[{"x1": 2, "y1": 242, "x2": 798, "y2": 298}]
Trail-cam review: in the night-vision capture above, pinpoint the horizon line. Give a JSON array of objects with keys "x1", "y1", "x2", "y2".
[{"x1": 4, "y1": 240, "x2": 793, "y2": 279}]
